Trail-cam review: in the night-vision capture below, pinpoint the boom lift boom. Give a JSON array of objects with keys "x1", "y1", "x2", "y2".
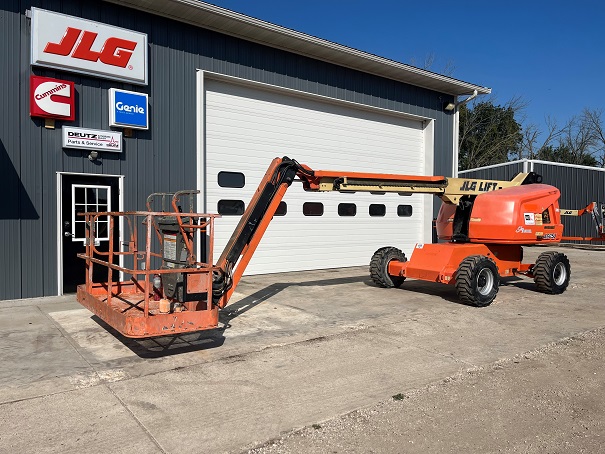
[{"x1": 76, "y1": 156, "x2": 600, "y2": 338}]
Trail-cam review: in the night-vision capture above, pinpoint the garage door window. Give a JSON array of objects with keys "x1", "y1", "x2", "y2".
[
  {"x1": 218, "y1": 171, "x2": 245, "y2": 188},
  {"x1": 397, "y1": 205, "x2": 413, "y2": 217},
  {"x1": 218, "y1": 200, "x2": 245, "y2": 215},
  {"x1": 303, "y1": 202, "x2": 324, "y2": 216},
  {"x1": 369, "y1": 204, "x2": 386, "y2": 217},
  {"x1": 338, "y1": 203, "x2": 357, "y2": 216},
  {"x1": 275, "y1": 201, "x2": 287, "y2": 216}
]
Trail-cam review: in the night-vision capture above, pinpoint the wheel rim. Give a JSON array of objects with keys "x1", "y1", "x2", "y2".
[
  {"x1": 553, "y1": 262, "x2": 567, "y2": 286},
  {"x1": 477, "y1": 268, "x2": 494, "y2": 296}
]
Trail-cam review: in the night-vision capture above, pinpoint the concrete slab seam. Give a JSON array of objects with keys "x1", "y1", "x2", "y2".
[
  {"x1": 36, "y1": 305, "x2": 169, "y2": 453},
  {"x1": 105, "y1": 383, "x2": 169, "y2": 454}
]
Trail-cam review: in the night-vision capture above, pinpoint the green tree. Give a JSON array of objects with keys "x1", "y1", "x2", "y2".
[
  {"x1": 458, "y1": 99, "x2": 523, "y2": 171},
  {"x1": 536, "y1": 144, "x2": 598, "y2": 167}
]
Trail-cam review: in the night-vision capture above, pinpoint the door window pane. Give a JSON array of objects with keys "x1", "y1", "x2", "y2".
[
  {"x1": 303, "y1": 202, "x2": 324, "y2": 216},
  {"x1": 218, "y1": 200, "x2": 245, "y2": 215},
  {"x1": 97, "y1": 188, "x2": 108, "y2": 204},
  {"x1": 71, "y1": 185, "x2": 112, "y2": 241},
  {"x1": 75, "y1": 221, "x2": 86, "y2": 239},
  {"x1": 275, "y1": 201, "x2": 287, "y2": 216},
  {"x1": 397, "y1": 205, "x2": 413, "y2": 217},
  {"x1": 75, "y1": 188, "x2": 85, "y2": 203},
  {"x1": 218, "y1": 171, "x2": 245, "y2": 188},
  {"x1": 369, "y1": 204, "x2": 386, "y2": 217},
  {"x1": 338, "y1": 203, "x2": 356, "y2": 216}
]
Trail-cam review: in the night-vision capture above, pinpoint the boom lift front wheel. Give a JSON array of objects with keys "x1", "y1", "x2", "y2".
[
  {"x1": 533, "y1": 251, "x2": 571, "y2": 294},
  {"x1": 455, "y1": 255, "x2": 500, "y2": 307},
  {"x1": 370, "y1": 247, "x2": 407, "y2": 288}
]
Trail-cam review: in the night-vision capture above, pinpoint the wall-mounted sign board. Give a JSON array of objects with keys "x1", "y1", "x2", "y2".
[
  {"x1": 109, "y1": 88, "x2": 149, "y2": 129},
  {"x1": 30, "y1": 75, "x2": 75, "y2": 121},
  {"x1": 62, "y1": 126, "x2": 122, "y2": 152},
  {"x1": 30, "y1": 7, "x2": 148, "y2": 85}
]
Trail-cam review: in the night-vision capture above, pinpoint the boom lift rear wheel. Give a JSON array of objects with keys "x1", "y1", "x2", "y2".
[
  {"x1": 370, "y1": 247, "x2": 407, "y2": 288},
  {"x1": 455, "y1": 255, "x2": 500, "y2": 307},
  {"x1": 533, "y1": 251, "x2": 571, "y2": 294}
]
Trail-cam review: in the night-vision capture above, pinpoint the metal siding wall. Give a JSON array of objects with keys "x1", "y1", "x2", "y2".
[
  {"x1": 534, "y1": 163, "x2": 605, "y2": 244},
  {"x1": 463, "y1": 161, "x2": 605, "y2": 244},
  {"x1": 1, "y1": 0, "x2": 455, "y2": 299},
  {"x1": 460, "y1": 162, "x2": 525, "y2": 181},
  {"x1": 1, "y1": 1, "x2": 22, "y2": 299}
]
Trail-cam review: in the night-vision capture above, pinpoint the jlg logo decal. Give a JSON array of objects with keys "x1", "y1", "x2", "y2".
[
  {"x1": 44, "y1": 27, "x2": 137, "y2": 68},
  {"x1": 31, "y1": 8, "x2": 148, "y2": 85}
]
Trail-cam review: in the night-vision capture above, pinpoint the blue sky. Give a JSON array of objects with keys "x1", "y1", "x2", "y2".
[{"x1": 208, "y1": 1, "x2": 604, "y2": 133}]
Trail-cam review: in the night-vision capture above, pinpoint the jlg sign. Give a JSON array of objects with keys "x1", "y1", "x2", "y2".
[
  {"x1": 45, "y1": 28, "x2": 137, "y2": 68},
  {"x1": 31, "y1": 8, "x2": 148, "y2": 85}
]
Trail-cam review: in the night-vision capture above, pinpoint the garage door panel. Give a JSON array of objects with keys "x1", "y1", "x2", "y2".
[{"x1": 204, "y1": 79, "x2": 427, "y2": 275}]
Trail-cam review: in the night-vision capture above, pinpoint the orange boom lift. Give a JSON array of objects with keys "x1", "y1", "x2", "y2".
[{"x1": 76, "y1": 157, "x2": 604, "y2": 337}]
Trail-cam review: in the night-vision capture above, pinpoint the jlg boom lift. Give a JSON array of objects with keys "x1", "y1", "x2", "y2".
[{"x1": 77, "y1": 157, "x2": 605, "y2": 338}]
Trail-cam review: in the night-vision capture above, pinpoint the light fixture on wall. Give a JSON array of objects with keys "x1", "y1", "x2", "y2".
[
  {"x1": 88, "y1": 151, "x2": 99, "y2": 161},
  {"x1": 444, "y1": 90, "x2": 479, "y2": 112}
]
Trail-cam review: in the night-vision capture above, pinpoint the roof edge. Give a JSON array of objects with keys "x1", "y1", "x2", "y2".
[{"x1": 102, "y1": 0, "x2": 492, "y2": 96}]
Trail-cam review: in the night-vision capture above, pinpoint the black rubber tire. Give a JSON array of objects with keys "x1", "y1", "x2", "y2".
[
  {"x1": 455, "y1": 255, "x2": 500, "y2": 307},
  {"x1": 370, "y1": 247, "x2": 407, "y2": 288},
  {"x1": 533, "y1": 251, "x2": 571, "y2": 294}
]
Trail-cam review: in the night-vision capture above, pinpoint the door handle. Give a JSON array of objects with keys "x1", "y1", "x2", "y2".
[{"x1": 64, "y1": 232, "x2": 74, "y2": 237}]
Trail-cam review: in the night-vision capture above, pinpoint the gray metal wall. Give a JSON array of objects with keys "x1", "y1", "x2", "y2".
[
  {"x1": 1, "y1": 0, "x2": 456, "y2": 299},
  {"x1": 534, "y1": 162, "x2": 605, "y2": 243},
  {"x1": 459, "y1": 161, "x2": 526, "y2": 181},
  {"x1": 462, "y1": 161, "x2": 605, "y2": 244}
]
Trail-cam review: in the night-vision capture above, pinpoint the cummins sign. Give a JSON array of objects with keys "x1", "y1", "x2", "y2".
[
  {"x1": 30, "y1": 75, "x2": 75, "y2": 121},
  {"x1": 109, "y1": 88, "x2": 149, "y2": 130},
  {"x1": 30, "y1": 7, "x2": 148, "y2": 85}
]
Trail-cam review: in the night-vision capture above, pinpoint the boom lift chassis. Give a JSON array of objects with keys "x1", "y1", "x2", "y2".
[{"x1": 77, "y1": 157, "x2": 604, "y2": 338}]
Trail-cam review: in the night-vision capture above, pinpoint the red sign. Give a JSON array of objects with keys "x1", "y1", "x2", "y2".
[
  {"x1": 30, "y1": 76, "x2": 75, "y2": 121},
  {"x1": 44, "y1": 27, "x2": 138, "y2": 69}
]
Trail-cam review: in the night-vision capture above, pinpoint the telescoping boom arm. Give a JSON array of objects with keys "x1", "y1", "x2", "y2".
[{"x1": 211, "y1": 156, "x2": 540, "y2": 307}]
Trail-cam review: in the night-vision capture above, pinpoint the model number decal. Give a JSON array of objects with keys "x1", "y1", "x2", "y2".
[{"x1": 543, "y1": 233, "x2": 557, "y2": 240}]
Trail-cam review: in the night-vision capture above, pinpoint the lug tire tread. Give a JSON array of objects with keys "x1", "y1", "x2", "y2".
[
  {"x1": 533, "y1": 251, "x2": 571, "y2": 294},
  {"x1": 455, "y1": 255, "x2": 499, "y2": 307},
  {"x1": 370, "y1": 247, "x2": 406, "y2": 288}
]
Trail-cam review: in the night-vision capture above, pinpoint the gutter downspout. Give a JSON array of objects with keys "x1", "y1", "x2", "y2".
[{"x1": 456, "y1": 89, "x2": 478, "y2": 109}]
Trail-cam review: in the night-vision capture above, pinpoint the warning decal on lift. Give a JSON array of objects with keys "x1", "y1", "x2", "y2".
[{"x1": 163, "y1": 234, "x2": 177, "y2": 267}]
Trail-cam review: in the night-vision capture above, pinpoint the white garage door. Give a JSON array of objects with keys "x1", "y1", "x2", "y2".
[{"x1": 203, "y1": 78, "x2": 430, "y2": 275}]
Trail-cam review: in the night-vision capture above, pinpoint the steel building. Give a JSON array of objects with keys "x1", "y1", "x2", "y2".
[
  {"x1": 460, "y1": 160, "x2": 605, "y2": 243},
  {"x1": 1, "y1": 0, "x2": 491, "y2": 300}
]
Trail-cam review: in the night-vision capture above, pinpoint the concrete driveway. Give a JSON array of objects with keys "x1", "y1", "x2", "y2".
[{"x1": 0, "y1": 246, "x2": 603, "y2": 453}]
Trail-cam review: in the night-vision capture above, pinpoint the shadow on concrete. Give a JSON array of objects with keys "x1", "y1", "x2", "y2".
[
  {"x1": 363, "y1": 276, "x2": 541, "y2": 306},
  {"x1": 377, "y1": 279, "x2": 462, "y2": 305},
  {"x1": 220, "y1": 275, "x2": 367, "y2": 326},
  {"x1": 91, "y1": 275, "x2": 367, "y2": 358},
  {"x1": 92, "y1": 273, "x2": 547, "y2": 357},
  {"x1": 502, "y1": 278, "x2": 545, "y2": 294},
  {"x1": 92, "y1": 316, "x2": 226, "y2": 359}
]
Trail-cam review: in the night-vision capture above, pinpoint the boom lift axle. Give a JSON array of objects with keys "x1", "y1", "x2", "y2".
[{"x1": 76, "y1": 157, "x2": 603, "y2": 338}]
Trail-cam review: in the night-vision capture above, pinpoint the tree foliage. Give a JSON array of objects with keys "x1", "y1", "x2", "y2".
[
  {"x1": 459, "y1": 101, "x2": 605, "y2": 171},
  {"x1": 519, "y1": 109, "x2": 604, "y2": 167},
  {"x1": 458, "y1": 98, "x2": 523, "y2": 170}
]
